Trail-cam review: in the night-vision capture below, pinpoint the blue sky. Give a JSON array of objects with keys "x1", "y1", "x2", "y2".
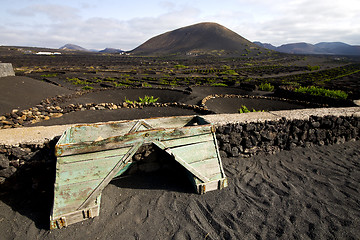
[{"x1": 1, "y1": 0, "x2": 359, "y2": 50}]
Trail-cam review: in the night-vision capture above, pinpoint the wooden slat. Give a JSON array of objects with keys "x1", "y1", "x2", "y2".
[
  {"x1": 114, "y1": 162, "x2": 132, "y2": 178},
  {"x1": 189, "y1": 158, "x2": 221, "y2": 178},
  {"x1": 62, "y1": 116, "x2": 205, "y2": 144},
  {"x1": 77, "y1": 142, "x2": 142, "y2": 210},
  {"x1": 208, "y1": 172, "x2": 223, "y2": 181},
  {"x1": 169, "y1": 141, "x2": 218, "y2": 164},
  {"x1": 58, "y1": 147, "x2": 130, "y2": 164},
  {"x1": 161, "y1": 132, "x2": 213, "y2": 148},
  {"x1": 51, "y1": 203, "x2": 100, "y2": 229},
  {"x1": 166, "y1": 150, "x2": 210, "y2": 183},
  {"x1": 193, "y1": 173, "x2": 224, "y2": 185},
  {"x1": 211, "y1": 131, "x2": 226, "y2": 179},
  {"x1": 66, "y1": 121, "x2": 136, "y2": 143},
  {"x1": 56, "y1": 154, "x2": 126, "y2": 185},
  {"x1": 57, "y1": 126, "x2": 211, "y2": 156},
  {"x1": 128, "y1": 120, "x2": 153, "y2": 133},
  {"x1": 153, "y1": 141, "x2": 210, "y2": 183},
  {"x1": 145, "y1": 116, "x2": 201, "y2": 129},
  {"x1": 53, "y1": 179, "x2": 101, "y2": 216}
]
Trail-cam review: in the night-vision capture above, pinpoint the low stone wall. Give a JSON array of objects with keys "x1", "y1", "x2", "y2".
[
  {"x1": 216, "y1": 115, "x2": 360, "y2": 158},
  {"x1": 0, "y1": 63, "x2": 15, "y2": 78},
  {"x1": 0, "y1": 108, "x2": 359, "y2": 193}
]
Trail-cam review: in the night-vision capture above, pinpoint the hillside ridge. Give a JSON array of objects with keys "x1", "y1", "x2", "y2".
[{"x1": 130, "y1": 22, "x2": 265, "y2": 56}]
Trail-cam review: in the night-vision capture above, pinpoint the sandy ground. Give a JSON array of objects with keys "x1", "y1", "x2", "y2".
[
  {"x1": 0, "y1": 76, "x2": 73, "y2": 115},
  {"x1": 0, "y1": 140, "x2": 359, "y2": 240}
]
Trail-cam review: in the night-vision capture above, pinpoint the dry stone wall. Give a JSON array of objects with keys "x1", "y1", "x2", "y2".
[{"x1": 216, "y1": 115, "x2": 360, "y2": 158}]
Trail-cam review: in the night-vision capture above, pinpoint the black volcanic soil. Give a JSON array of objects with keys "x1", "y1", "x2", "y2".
[
  {"x1": 205, "y1": 97, "x2": 315, "y2": 114},
  {"x1": 0, "y1": 76, "x2": 73, "y2": 115},
  {"x1": 1, "y1": 140, "x2": 359, "y2": 239},
  {"x1": 29, "y1": 107, "x2": 198, "y2": 126},
  {"x1": 60, "y1": 88, "x2": 194, "y2": 105}
]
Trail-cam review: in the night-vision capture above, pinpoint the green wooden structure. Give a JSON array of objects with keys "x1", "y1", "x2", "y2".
[{"x1": 50, "y1": 115, "x2": 228, "y2": 229}]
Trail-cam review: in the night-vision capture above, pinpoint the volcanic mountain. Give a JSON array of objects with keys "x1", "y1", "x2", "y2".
[
  {"x1": 130, "y1": 22, "x2": 265, "y2": 56},
  {"x1": 59, "y1": 44, "x2": 89, "y2": 52}
]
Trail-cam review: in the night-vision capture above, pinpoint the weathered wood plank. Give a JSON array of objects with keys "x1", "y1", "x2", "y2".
[
  {"x1": 66, "y1": 121, "x2": 136, "y2": 143},
  {"x1": 56, "y1": 154, "x2": 127, "y2": 185},
  {"x1": 77, "y1": 142, "x2": 142, "y2": 210},
  {"x1": 56, "y1": 126, "x2": 211, "y2": 156},
  {"x1": 170, "y1": 141, "x2": 218, "y2": 164},
  {"x1": 211, "y1": 131, "x2": 226, "y2": 179},
  {"x1": 193, "y1": 173, "x2": 224, "y2": 185},
  {"x1": 53, "y1": 179, "x2": 101, "y2": 216},
  {"x1": 145, "y1": 115, "x2": 206, "y2": 129},
  {"x1": 208, "y1": 172, "x2": 224, "y2": 181},
  {"x1": 114, "y1": 162, "x2": 132, "y2": 178},
  {"x1": 128, "y1": 120, "x2": 153, "y2": 133},
  {"x1": 153, "y1": 141, "x2": 209, "y2": 183},
  {"x1": 62, "y1": 116, "x2": 207, "y2": 144},
  {"x1": 168, "y1": 150, "x2": 210, "y2": 183},
  {"x1": 161, "y1": 132, "x2": 213, "y2": 148},
  {"x1": 58, "y1": 147, "x2": 130, "y2": 164},
  {"x1": 189, "y1": 158, "x2": 221, "y2": 177},
  {"x1": 50, "y1": 202, "x2": 100, "y2": 229}
]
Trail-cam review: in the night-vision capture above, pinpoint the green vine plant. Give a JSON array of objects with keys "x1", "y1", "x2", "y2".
[
  {"x1": 238, "y1": 105, "x2": 264, "y2": 113},
  {"x1": 258, "y1": 82, "x2": 274, "y2": 92},
  {"x1": 124, "y1": 97, "x2": 134, "y2": 105},
  {"x1": 294, "y1": 86, "x2": 348, "y2": 99},
  {"x1": 138, "y1": 95, "x2": 159, "y2": 104},
  {"x1": 124, "y1": 95, "x2": 159, "y2": 105}
]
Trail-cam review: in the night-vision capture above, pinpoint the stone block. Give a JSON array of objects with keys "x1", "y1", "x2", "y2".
[{"x1": 0, "y1": 63, "x2": 15, "y2": 78}]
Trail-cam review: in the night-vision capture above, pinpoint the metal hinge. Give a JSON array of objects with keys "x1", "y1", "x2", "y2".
[
  {"x1": 211, "y1": 125, "x2": 216, "y2": 133},
  {"x1": 218, "y1": 178, "x2": 228, "y2": 190},
  {"x1": 55, "y1": 217, "x2": 67, "y2": 229},
  {"x1": 83, "y1": 208, "x2": 94, "y2": 219},
  {"x1": 198, "y1": 184, "x2": 206, "y2": 194}
]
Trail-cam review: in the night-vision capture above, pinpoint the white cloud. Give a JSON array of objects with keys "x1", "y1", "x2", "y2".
[
  {"x1": 1, "y1": 0, "x2": 359, "y2": 49},
  {"x1": 230, "y1": 0, "x2": 360, "y2": 45},
  {"x1": 11, "y1": 4, "x2": 80, "y2": 22},
  {"x1": 2, "y1": 3, "x2": 201, "y2": 50}
]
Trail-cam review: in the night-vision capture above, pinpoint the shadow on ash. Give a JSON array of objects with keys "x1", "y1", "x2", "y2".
[{"x1": 50, "y1": 115, "x2": 227, "y2": 229}]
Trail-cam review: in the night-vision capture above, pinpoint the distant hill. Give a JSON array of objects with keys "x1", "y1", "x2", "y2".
[
  {"x1": 99, "y1": 48, "x2": 124, "y2": 54},
  {"x1": 59, "y1": 44, "x2": 125, "y2": 54},
  {"x1": 59, "y1": 44, "x2": 89, "y2": 52},
  {"x1": 253, "y1": 41, "x2": 277, "y2": 51},
  {"x1": 130, "y1": 22, "x2": 266, "y2": 56},
  {"x1": 254, "y1": 41, "x2": 360, "y2": 55},
  {"x1": 277, "y1": 42, "x2": 323, "y2": 54}
]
